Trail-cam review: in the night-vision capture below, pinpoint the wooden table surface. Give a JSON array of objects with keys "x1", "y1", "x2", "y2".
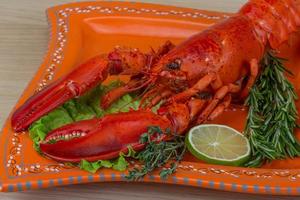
[{"x1": 0, "y1": 0, "x2": 298, "y2": 199}]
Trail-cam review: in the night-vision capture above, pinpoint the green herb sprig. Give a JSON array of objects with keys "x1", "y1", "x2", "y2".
[
  {"x1": 245, "y1": 52, "x2": 300, "y2": 167},
  {"x1": 126, "y1": 126, "x2": 186, "y2": 180}
]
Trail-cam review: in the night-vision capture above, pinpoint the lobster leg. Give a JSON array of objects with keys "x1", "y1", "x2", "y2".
[
  {"x1": 101, "y1": 78, "x2": 151, "y2": 109},
  {"x1": 140, "y1": 85, "x2": 167, "y2": 108},
  {"x1": 167, "y1": 73, "x2": 216, "y2": 103},
  {"x1": 188, "y1": 98, "x2": 207, "y2": 121},
  {"x1": 208, "y1": 94, "x2": 232, "y2": 121},
  {"x1": 141, "y1": 88, "x2": 173, "y2": 108},
  {"x1": 240, "y1": 59, "x2": 259, "y2": 99},
  {"x1": 197, "y1": 85, "x2": 229, "y2": 123},
  {"x1": 149, "y1": 89, "x2": 173, "y2": 107},
  {"x1": 100, "y1": 84, "x2": 127, "y2": 109},
  {"x1": 197, "y1": 83, "x2": 240, "y2": 123},
  {"x1": 211, "y1": 74, "x2": 223, "y2": 90}
]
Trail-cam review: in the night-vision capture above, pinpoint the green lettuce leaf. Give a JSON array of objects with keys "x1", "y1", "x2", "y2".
[
  {"x1": 29, "y1": 107, "x2": 73, "y2": 152},
  {"x1": 120, "y1": 145, "x2": 139, "y2": 159},
  {"x1": 100, "y1": 160, "x2": 113, "y2": 168},
  {"x1": 79, "y1": 155, "x2": 129, "y2": 173},
  {"x1": 41, "y1": 107, "x2": 73, "y2": 131},
  {"x1": 63, "y1": 99, "x2": 96, "y2": 121},
  {"x1": 112, "y1": 156, "x2": 128, "y2": 171},
  {"x1": 105, "y1": 94, "x2": 140, "y2": 114},
  {"x1": 79, "y1": 145, "x2": 139, "y2": 173},
  {"x1": 79, "y1": 160, "x2": 112, "y2": 173}
]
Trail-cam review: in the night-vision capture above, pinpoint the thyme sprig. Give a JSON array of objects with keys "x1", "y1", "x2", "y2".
[
  {"x1": 245, "y1": 52, "x2": 300, "y2": 167},
  {"x1": 126, "y1": 126, "x2": 186, "y2": 180}
]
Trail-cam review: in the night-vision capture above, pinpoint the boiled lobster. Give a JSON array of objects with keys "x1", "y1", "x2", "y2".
[{"x1": 11, "y1": 0, "x2": 300, "y2": 162}]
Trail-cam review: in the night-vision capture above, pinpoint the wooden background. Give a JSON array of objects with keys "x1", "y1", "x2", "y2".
[{"x1": 0, "y1": 0, "x2": 297, "y2": 199}]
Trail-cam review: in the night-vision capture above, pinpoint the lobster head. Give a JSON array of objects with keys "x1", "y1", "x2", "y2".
[
  {"x1": 152, "y1": 33, "x2": 223, "y2": 92},
  {"x1": 150, "y1": 52, "x2": 189, "y2": 93}
]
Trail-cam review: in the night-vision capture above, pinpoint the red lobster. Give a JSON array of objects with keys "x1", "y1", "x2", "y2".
[{"x1": 11, "y1": 0, "x2": 300, "y2": 162}]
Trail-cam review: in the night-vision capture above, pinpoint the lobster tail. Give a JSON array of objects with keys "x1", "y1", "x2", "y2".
[{"x1": 239, "y1": 0, "x2": 300, "y2": 48}]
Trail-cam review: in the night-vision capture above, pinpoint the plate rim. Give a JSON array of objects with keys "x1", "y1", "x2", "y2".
[{"x1": 1, "y1": 1, "x2": 300, "y2": 195}]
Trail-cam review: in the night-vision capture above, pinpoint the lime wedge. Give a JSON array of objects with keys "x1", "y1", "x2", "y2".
[{"x1": 186, "y1": 124, "x2": 250, "y2": 166}]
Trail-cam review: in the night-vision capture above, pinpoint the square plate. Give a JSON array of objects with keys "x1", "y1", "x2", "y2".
[{"x1": 1, "y1": 1, "x2": 300, "y2": 195}]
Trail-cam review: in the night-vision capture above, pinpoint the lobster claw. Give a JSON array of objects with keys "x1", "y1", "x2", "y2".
[
  {"x1": 39, "y1": 110, "x2": 171, "y2": 162},
  {"x1": 12, "y1": 47, "x2": 150, "y2": 132},
  {"x1": 11, "y1": 56, "x2": 109, "y2": 132}
]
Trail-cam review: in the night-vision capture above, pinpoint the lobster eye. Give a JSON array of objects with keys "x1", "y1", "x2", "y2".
[{"x1": 166, "y1": 58, "x2": 181, "y2": 70}]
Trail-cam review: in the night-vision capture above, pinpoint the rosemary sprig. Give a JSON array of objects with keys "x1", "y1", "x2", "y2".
[
  {"x1": 126, "y1": 126, "x2": 186, "y2": 180},
  {"x1": 245, "y1": 52, "x2": 300, "y2": 167}
]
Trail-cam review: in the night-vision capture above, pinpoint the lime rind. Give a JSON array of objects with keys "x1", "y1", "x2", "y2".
[{"x1": 186, "y1": 124, "x2": 250, "y2": 166}]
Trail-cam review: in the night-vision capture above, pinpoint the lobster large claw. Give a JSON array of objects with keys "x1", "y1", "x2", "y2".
[
  {"x1": 11, "y1": 47, "x2": 150, "y2": 132},
  {"x1": 11, "y1": 56, "x2": 109, "y2": 132},
  {"x1": 39, "y1": 110, "x2": 172, "y2": 162}
]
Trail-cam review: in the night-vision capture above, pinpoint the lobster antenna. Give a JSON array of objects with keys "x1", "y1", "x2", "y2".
[{"x1": 115, "y1": 78, "x2": 156, "y2": 112}]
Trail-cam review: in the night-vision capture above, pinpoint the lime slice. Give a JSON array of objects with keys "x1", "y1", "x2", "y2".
[{"x1": 186, "y1": 124, "x2": 250, "y2": 166}]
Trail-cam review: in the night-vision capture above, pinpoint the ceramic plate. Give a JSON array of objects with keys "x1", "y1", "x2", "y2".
[{"x1": 1, "y1": 1, "x2": 300, "y2": 195}]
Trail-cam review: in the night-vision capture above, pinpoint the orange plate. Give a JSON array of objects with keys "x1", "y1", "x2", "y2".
[{"x1": 2, "y1": 1, "x2": 300, "y2": 195}]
